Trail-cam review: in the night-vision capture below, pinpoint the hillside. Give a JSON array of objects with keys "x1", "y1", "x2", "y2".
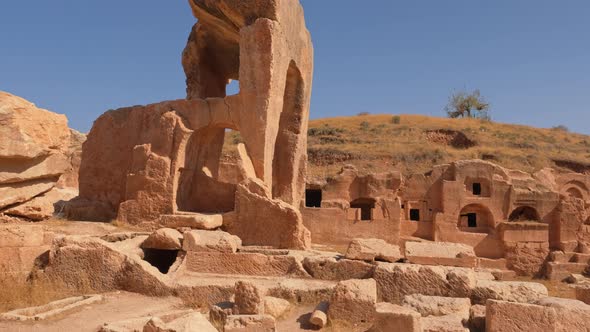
[{"x1": 223, "y1": 114, "x2": 590, "y2": 181}]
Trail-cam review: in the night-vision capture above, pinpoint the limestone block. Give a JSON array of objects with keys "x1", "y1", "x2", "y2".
[
  {"x1": 345, "y1": 238, "x2": 402, "y2": 263},
  {"x1": 327, "y1": 279, "x2": 377, "y2": 331},
  {"x1": 405, "y1": 241, "x2": 477, "y2": 268},
  {"x1": 368, "y1": 302, "x2": 421, "y2": 332},
  {"x1": 142, "y1": 228, "x2": 183, "y2": 250},
  {"x1": 182, "y1": 230, "x2": 241, "y2": 253}
]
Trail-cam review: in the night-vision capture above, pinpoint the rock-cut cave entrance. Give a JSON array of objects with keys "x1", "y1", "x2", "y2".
[{"x1": 142, "y1": 249, "x2": 179, "y2": 274}]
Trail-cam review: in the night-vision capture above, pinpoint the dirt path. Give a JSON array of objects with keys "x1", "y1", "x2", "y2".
[{"x1": 0, "y1": 292, "x2": 182, "y2": 332}]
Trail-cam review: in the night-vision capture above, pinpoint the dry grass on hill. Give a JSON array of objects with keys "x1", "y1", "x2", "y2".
[{"x1": 223, "y1": 114, "x2": 590, "y2": 181}]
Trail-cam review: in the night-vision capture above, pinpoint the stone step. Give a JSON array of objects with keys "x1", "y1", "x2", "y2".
[
  {"x1": 546, "y1": 262, "x2": 589, "y2": 281},
  {"x1": 159, "y1": 213, "x2": 223, "y2": 230},
  {"x1": 477, "y1": 258, "x2": 507, "y2": 270}
]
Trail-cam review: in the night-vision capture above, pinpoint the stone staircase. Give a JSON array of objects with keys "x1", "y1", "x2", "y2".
[{"x1": 546, "y1": 251, "x2": 590, "y2": 280}]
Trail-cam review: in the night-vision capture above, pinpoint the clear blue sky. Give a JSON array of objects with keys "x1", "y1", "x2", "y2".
[{"x1": 1, "y1": 1, "x2": 589, "y2": 134}]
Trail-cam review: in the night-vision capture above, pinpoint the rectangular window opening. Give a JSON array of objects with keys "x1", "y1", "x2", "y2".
[
  {"x1": 410, "y1": 209, "x2": 420, "y2": 221},
  {"x1": 473, "y1": 183, "x2": 482, "y2": 196}
]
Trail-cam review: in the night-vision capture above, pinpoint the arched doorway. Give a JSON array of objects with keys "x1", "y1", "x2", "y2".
[
  {"x1": 458, "y1": 204, "x2": 494, "y2": 232},
  {"x1": 508, "y1": 206, "x2": 540, "y2": 222}
]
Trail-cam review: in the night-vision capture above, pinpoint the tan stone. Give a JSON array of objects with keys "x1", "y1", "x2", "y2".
[
  {"x1": 0, "y1": 91, "x2": 70, "y2": 159},
  {"x1": 184, "y1": 252, "x2": 309, "y2": 277},
  {"x1": 159, "y1": 214, "x2": 222, "y2": 230},
  {"x1": 575, "y1": 284, "x2": 590, "y2": 305},
  {"x1": 368, "y1": 302, "x2": 421, "y2": 332},
  {"x1": 374, "y1": 263, "x2": 475, "y2": 304},
  {"x1": 405, "y1": 241, "x2": 477, "y2": 268},
  {"x1": 223, "y1": 315, "x2": 276, "y2": 332},
  {"x1": 209, "y1": 302, "x2": 234, "y2": 331},
  {"x1": 263, "y1": 297, "x2": 290, "y2": 319},
  {"x1": 469, "y1": 305, "x2": 486, "y2": 332},
  {"x1": 309, "y1": 301, "x2": 328, "y2": 328},
  {"x1": 302, "y1": 256, "x2": 374, "y2": 281},
  {"x1": 234, "y1": 281, "x2": 263, "y2": 315},
  {"x1": 0, "y1": 178, "x2": 55, "y2": 210},
  {"x1": 402, "y1": 295, "x2": 470, "y2": 321},
  {"x1": 422, "y1": 315, "x2": 469, "y2": 332},
  {"x1": 5, "y1": 187, "x2": 77, "y2": 221},
  {"x1": 486, "y1": 300, "x2": 555, "y2": 332},
  {"x1": 143, "y1": 312, "x2": 216, "y2": 332},
  {"x1": 471, "y1": 280, "x2": 548, "y2": 304},
  {"x1": 327, "y1": 279, "x2": 377, "y2": 331},
  {"x1": 0, "y1": 224, "x2": 44, "y2": 247},
  {"x1": 345, "y1": 238, "x2": 402, "y2": 263},
  {"x1": 142, "y1": 228, "x2": 183, "y2": 250},
  {"x1": 182, "y1": 230, "x2": 241, "y2": 253}
]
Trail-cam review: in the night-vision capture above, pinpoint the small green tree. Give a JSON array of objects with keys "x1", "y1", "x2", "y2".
[{"x1": 445, "y1": 90, "x2": 490, "y2": 119}]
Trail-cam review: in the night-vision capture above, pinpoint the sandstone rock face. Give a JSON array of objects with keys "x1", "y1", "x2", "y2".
[
  {"x1": 346, "y1": 238, "x2": 402, "y2": 263},
  {"x1": 576, "y1": 284, "x2": 590, "y2": 304},
  {"x1": 143, "y1": 311, "x2": 217, "y2": 332},
  {"x1": 0, "y1": 92, "x2": 83, "y2": 220},
  {"x1": 142, "y1": 228, "x2": 183, "y2": 250},
  {"x1": 73, "y1": 0, "x2": 314, "y2": 250},
  {"x1": 328, "y1": 279, "x2": 377, "y2": 332},
  {"x1": 369, "y1": 303, "x2": 421, "y2": 332}
]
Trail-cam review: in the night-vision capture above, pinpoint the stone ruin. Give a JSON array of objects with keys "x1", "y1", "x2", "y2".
[
  {"x1": 68, "y1": 0, "x2": 314, "y2": 249},
  {"x1": 2, "y1": 1, "x2": 590, "y2": 331}
]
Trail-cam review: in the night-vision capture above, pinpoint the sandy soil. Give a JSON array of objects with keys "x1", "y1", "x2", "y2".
[{"x1": 0, "y1": 292, "x2": 182, "y2": 332}]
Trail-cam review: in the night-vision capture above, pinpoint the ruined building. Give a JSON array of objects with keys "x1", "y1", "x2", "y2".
[
  {"x1": 303, "y1": 160, "x2": 590, "y2": 277},
  {"x1": 68, "y1": 0, "x2": 314, "y2": 249}
]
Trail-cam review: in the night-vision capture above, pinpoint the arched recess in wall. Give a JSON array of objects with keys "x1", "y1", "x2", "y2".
[
  {"x1": 176, "y1": 125, "x2": 239, "y2": 214},
  {"x1": 508, "y1": 206, "x2": 540, "y2": 222},
  {"x1": 562, "y1": 180, "x2": 589, "y2": 201},
  {"x1": 272, "y1": 60, "x2": 305, "y2": 202},
  {"x1": 458, "y1": 204, "x2": 495, "y2": 232}
]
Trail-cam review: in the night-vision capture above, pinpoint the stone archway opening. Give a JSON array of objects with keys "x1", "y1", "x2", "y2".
[
  {"x1": 509, "y1": 206, "x2": 540, "y2": 222},
  {"x1": 458, "y1": 204, "x2": 494, "y2": 232},
  {"x1": 176, "y1": 125, "x2": 239, "y2": 214},
  {"x1": 272, "y1": 60, "x2": 305, "y2": 203},
  {"x1": 305, "y1": 189, "x2": 322, "y2": 208}
]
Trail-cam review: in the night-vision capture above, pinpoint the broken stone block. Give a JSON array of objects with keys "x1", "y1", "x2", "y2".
[
  {"x1": 421, "y1": 315, "x2": 469, "y2": 332},
  {"x1": 469, "y1": 305, "x2": 486, "y2": 332},
  {"x1": 374, "y1": 263, "x2": 475, "y2": 304},
  {"x1": 405, "y1": 241, "x2": 477, "y2": 268},
  {"x1": 402, "y1": 294, "x2": 470, "y2": 321},
  {"x1": 345, "y1": 238, "x2": 402, "y2": 263},
  {"x1": 184, "y1": 252, "x2": 309, "y2": 277},
  {"x1": 302, "y1": 256, "x2": 374, "y2": 281},
  {"x1": 309, "y1": 301, "x2": 329, "y2": 328},
  {"x1": 327, "y1": 279, "x2": 377, "y2": 331},
  {"x1": 223, "y1": 315, "x2": 276, "y2": 332},
  {"x1": 142, "y1": 228, "x2": 183, "y2": 250},
  {"x1": 159, "y1": 213, "x2": 223, "y2": 230},
  {"x1": 471, "y1": 280, "x2": 548, "y2": 304},
  {"x1": 576, "y1": 284, "x2": 590, "y2": 305},
  {"x1": 182, "y1": 230, "x2": 241, "y2": 253},
  {"x1": 566, "y1": 273, "x2": 589, "y2": 284},
  {"x1": 234, "y1": 281, "x2": 263, "y2": 315},
  {"x1": 143, "y1": 311, "x2": 217, "y2": 332},
  {"x1": 486, "y1": 300, "x2": 556, "y2": 332},
  {"x1": 209, "y1": 302, "x2": 234, "y2": 331},
  {"x1": 368, "y1": 302, "x2": 421, "y2": 332},
  {"x1": 263, "y1": 296, "x2": 290, "y2": 319}
]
